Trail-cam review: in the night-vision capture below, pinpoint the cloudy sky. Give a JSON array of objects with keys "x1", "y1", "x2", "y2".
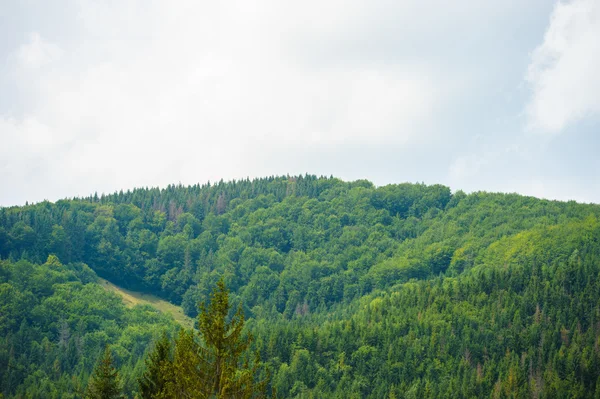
[{"x1": 1, "y1": 0, "x2": 599, "y2": 206}]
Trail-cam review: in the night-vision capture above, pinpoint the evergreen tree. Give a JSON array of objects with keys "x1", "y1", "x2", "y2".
[
  {"x1": 138, "y1": 333, "x2": 174, "y2": 399},
  {"x1": 85, "y1": 346, "x2": 123, "y2": 399},
  {"x1": 149, "y1": 279, "x2": 268, "y2": 398},
  {"x1": 168, "y1": 328, "x2": 204, "y2": 398},
  {"x1": 196, "y1": 278, "x2": 268, "y2": 398}
]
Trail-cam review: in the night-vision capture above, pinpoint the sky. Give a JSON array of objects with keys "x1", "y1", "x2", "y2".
[{"x1": 1, "y1": 0, "x2": 599, "y2": 206}]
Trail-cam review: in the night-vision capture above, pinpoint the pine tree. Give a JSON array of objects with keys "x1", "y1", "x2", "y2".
[
  {"x1": 197, "y1": 278, "x2": 268, "y2": 398},
  {"x1": 145, "y1": 279, "x2": 268, "y2": 398},
  {"x1": 138, "y1": 333, "x2": 174, "y2": 399},
  {"x1": 85, "y1": 346, "x2": 123, "y2": 399},
  {"x1": 167, "y1": 328, "x2": 204, "y2": 398}
]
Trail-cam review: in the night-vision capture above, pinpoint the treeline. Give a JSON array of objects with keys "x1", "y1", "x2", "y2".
[
  {"x1": 1, "y1": 175, "x2": 595, "y2": 320},
  {"x1": 0, "y1": 175, "x2": 457, "y2": 314}
]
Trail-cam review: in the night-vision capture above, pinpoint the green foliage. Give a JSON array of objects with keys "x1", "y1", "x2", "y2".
[
  {"x1": 3, "y1": 176, "x2": 600, "y2": 397},
  {"x1": 249, "y1": 218, "x2": 600, "y2": 397},
  {"x1": 0, "y1": 257, "x2": 178, "y2": 398},
  {"x1": 0, "y1": 176, "x2": 461, "y2": 309},
  {"x1": 85, "y1": 346, "x2": 123, "y2": 399},
  {"x1": 197, "y1": 278, "x2": 267, "y2": 398},
  {"x1": 143, "y1": 279, "x2": 268, "y2": 398},
  {"x1": 166, "y1": 328, "x2": 203, "y2": 398},
  {"x1": 138, "y1": 333, "x2": 173, "y2": 399}
]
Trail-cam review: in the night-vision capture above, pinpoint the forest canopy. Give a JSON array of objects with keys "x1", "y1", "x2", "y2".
[{"x1": 2, "y1": 175, "x2": 600, "y2": 397}]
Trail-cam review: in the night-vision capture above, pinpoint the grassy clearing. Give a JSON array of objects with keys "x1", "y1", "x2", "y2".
[{"x1": 98, "y1": 277, "x2": 195, "y2": 329}]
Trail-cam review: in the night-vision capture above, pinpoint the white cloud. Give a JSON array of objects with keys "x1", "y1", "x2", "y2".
[
  {"x1": 449, "y1": 154, "x2": 489, "y2": 180},
  {"x1": 1, "y1": 1, "x2": 449, "y2": 205},
  {"x1": 526, "y1": 0, "x2": 600, "y2": 133},
  {"x1": 14, "y1": 32, "x2": 63, "y2": 69},
  {"x1": 2, "y1": 0, "x2": 597, "y2": 205},
  {"x1": 495, "y1": 178, "x2": 598, "y2": 203}
]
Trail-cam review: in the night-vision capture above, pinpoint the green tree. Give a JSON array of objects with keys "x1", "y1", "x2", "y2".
[
  {"x1": 197, "y1": 278, "x2": 268, "y2": 398},
  {"x1": 150, "y1": 279, "x2": 268, "y2": 398},
  {"x1": 138, "y1": 333, "x2": 174, "y2": 399},
  {"x1": 85, "y1": 346, "x2": 123, "y2": 399}
]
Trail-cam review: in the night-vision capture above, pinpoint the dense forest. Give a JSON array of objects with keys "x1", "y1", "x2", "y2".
[
  {"x1": 2, "y1": 175, "x2": 600, "y2": 397},
  {"x1": 0, "y1": 256, "x2": 178, "y2": 397}
]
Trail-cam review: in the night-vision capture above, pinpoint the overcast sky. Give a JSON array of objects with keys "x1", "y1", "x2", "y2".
[{"x1": 1, "y1": 0, "x2": 599, "y2": 206}]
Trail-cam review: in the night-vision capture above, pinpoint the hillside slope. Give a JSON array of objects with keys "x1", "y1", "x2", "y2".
[
  {"x1": 98, "y1": 277, "x2": 194, "y2": 329},
  {"x1": 2, "y1": 175, "x2": 600, "y2": 397}
]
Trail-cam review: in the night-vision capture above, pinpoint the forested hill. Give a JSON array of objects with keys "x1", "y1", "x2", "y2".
[
  {"x1": 0, "y1": 175, "x2": 596, "y2": 316},
  {"x1": 2, "y1": 175, "x2": 600, "y2": 397}
]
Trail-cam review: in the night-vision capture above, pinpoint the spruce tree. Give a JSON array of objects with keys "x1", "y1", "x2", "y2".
[
  {"x1": 139, "y1": 278, "x2": 269, "y2": 398},
  {"x1": 85, "y1": 346, "x2": 123, "y2": 399},
  {"x1": 138, "y1": 333, "x2": 174, "y2": 399},
  {"x1": 195, "y1": 278, "x2": 268, "y2": 398}
]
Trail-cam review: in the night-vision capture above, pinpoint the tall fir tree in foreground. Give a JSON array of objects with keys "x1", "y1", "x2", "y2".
[
  {"x1": 138, "y1": 333, "x2": 173, "y2": 399},
  {"x1": 140, "y1": 278, "x2": 269, "y2": 398},
  {"x1": 196, "y1": 278, "x2": 268, "y2": 398},
  {"x1": 85, "y1": 346, "x2": 123, "y2": 399}
]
